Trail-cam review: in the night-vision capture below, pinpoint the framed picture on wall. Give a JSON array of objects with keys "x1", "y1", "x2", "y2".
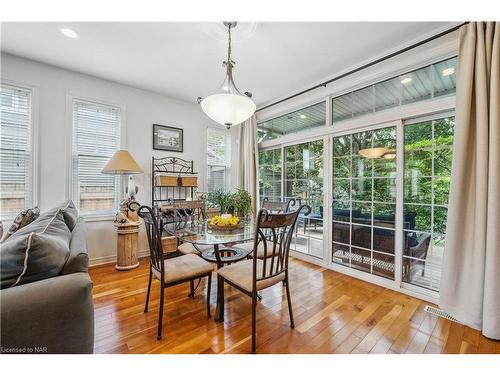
[{"x1": 153, "y1": 124, "x2": 183, "y2": 152}]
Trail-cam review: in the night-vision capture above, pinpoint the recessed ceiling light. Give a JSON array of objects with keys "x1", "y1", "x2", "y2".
[
  {"x1": 400, "y1": 77, "x2": 413, "y2": 85},
  {"x1": 60, "y1": 28, "x2": 79, "y2": 39},
  {"x1": 442, "y1": 67, "x2": 455, "y2": 76},
  {"x1": 299, "y1": 114, "x2": 307, "y2": 119}
]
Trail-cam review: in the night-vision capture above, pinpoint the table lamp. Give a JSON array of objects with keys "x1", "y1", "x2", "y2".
[
  {"x1": 102, "y1": 150, "x2": 143, "y2": 271},
  {"x1": 102, "y1": 150, "x2": 143, "y2": 202}
]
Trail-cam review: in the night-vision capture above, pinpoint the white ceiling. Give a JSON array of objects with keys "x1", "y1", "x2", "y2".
[{"x1": 1, "y1": 22, "x2": 453, "y2": 107}]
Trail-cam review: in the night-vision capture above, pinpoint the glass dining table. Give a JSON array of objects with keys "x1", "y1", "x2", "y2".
[{"x1": 164, "y1": 218, "x2": 257, "y2": 321}]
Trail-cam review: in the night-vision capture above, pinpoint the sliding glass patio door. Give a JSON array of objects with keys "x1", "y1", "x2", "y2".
[
  {"x1": 329, "y1": 115, "x2": 455, "y2": 296},
  {"x1": 284, "y1": 140, "x2": 324, "y2": 259},
  {"x1": 258, "y1": 115, "x2": 454, "y2": 296},
  {"x1": 332, "y1": 126, "x2": 397, "y2": 279}
]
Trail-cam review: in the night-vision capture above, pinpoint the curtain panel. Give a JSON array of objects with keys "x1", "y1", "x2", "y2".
[
  {"x1": 238, "y1": 115, "x2": 259, "y2": 215},
  {"x1": 440, "y1": 22, "x2": 500, "y2": 339}
]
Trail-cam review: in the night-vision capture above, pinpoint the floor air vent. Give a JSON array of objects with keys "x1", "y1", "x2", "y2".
[{"x1": 424, "y1": 305, "x2": 459, "y2": 322}]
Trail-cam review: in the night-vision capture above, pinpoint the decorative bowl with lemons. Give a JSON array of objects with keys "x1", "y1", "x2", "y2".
[{"x1": 208, "y1": 214, "x2": 242, "y2": 231}]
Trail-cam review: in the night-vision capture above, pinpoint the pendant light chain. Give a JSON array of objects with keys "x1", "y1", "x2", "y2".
[
  {"x1": 198, "y1": 21, "x2": 255, "y2": 128},
  {"x1": 227, "y1": 23, "x2": 232, "y2": 64}
]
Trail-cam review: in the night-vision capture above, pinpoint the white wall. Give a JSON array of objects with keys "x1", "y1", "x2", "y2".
[{"x1": 1, "y1": 52, "x2": 237, "y2": 264}]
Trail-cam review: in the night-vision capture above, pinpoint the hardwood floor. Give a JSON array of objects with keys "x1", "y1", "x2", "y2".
[{"x1": 89, "y1": 257, "x2": 499, "y2": 354}]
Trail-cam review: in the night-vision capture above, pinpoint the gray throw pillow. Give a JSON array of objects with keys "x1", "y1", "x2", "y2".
[
  {"x1": 59, "y1": 200, "x2": 79, "y2": 231},
  {"x1": 11, "y1": 201, "x2": 79, "y2": 237},
  {"x1": 0, "y1": 211, "x2": 71, "y2": 289},
  {"x1": 1, "y1": 207, "x2": 40, "y2": 242}
]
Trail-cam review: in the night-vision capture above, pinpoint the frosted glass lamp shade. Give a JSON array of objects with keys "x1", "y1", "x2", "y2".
[
  {"x1": 201, "y1": 93, "x2": 256, "y2": 127},
  {"x1": 102, "y1": 150, "x2": 143, "y2": 174}
]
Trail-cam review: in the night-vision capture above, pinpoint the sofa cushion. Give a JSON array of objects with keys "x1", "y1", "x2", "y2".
[
  {"x1": 61, "y1": 218, "x2": 89, "y2": 274},
  {"x1": 0, "y1": 211, "x2": 71, "y2": 289},
  {"x1": 58, "y1": 200, "x2": 79, "y2": 231},
  {"x1": 1, "y1": 207, "x2": 40, "y2": 242},
  {"x1": 10, "y1": 201, "x2": 79, "y2": 238}
]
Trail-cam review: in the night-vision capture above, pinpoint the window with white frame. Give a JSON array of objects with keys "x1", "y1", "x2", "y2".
[
  {"x1": 72, "y1": 98, "x2": 121, "y2": 215},
  {"x1": 206, "y1": 127, "x2": 230, "y2": 192},
  {"x1": 0, "y1": 84, "x2": 34, "y2": 220},
  {"x1": 331, "y1": 57, "x2": 457, "y2": 123}
]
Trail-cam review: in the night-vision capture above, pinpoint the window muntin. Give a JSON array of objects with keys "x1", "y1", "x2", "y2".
[
  {"x1": 257, "y1": 101, "x2": 326, "y2": 143},
  {"x1": 207, "y1": 127, "x2": 230, "y2": 192},
  {"x1": 258, "y1": 148, "x2": 281, "y2": 205},
  {"x1": 0, "y1": 84, "x2": 33, "y2": 220},
  {"x1": 332, "y1": 57, "x2": 457, "y2": 123},
  {"x1": 72, "y1": 99, "x2": 121, "y2": 215}
]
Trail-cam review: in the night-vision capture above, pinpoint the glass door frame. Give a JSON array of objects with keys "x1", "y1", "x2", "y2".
[
  {"x1": 259, "y1": 134, "x2": 330, "y2": 264},
  {"x1": 258, "y1": 99, "x2": 455, "y2": 304},
  {"x1": 327, "y1": 119, "x2": 404, "y2": 290},
  {"x1": 326, "y1": 111, "x2": 454, "y2": 303}
]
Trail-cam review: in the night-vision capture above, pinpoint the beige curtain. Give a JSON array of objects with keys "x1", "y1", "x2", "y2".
[
  {"x1": 238, "y1": 115, "x2": 259, "y2": 215},
  {"x1": 439, "y1": 22, "x2": 500, "y2": 340}
]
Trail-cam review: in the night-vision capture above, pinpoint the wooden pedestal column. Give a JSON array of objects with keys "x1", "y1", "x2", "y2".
[{"x1": 114, "y1": 221, "x2": 141, "y2": 271}]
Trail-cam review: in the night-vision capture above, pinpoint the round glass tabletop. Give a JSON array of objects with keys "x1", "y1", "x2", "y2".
[{"x1": 164, "y1": 219, "x2": 256, "y2": 246}]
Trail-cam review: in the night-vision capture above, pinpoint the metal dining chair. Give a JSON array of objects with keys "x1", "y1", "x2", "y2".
[
  {"x1": 138, "y1": 205, "x2": 213, "y2": 340},
  {"x1": 216, "y1": 204, "x2": 311, "y2": 353},
  {"x1": 236, "y1": 197, "x2": 296, "y2": 259},
  {"x1": 166, "y1": 200, "x2": 214, "y2": 256}
]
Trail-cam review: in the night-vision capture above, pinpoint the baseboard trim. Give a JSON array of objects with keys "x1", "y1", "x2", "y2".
[{"x1": 89, "y1": 249, "x2": 150, "y2": 268}]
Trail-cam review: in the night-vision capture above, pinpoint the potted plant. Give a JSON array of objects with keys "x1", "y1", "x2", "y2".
[
  {"x1": 206, "y1": 188, "x2": 252, "y2": 219},
  {"x1": 232, "y1": 189, "x2": 252, "y2": 219},
  {"x1": 207, "y1": 189, "x2": 232, "y2": 215}
]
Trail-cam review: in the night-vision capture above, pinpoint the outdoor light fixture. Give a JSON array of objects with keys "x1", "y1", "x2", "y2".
[
  {"x1": 383, "y1": 150, "x2": 397, "y2": 160},
  {"x1": 198, "y1": 22, "x2": 255, "y2": 129},
  {"x1": 442, "y1": 67, "x2": 455, "y2": 76},
  {"x1": 400, "y1": 77, "x2": 413, "y2": 85},
  {"x1": 358, "y1": 147, "x2": 387, "y2": 159}
]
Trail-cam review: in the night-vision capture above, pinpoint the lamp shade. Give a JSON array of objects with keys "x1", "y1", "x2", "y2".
[
  {"x1": 201, "y1": 93, "x2": 256, "y2": 127},
  {"x1": 101, "y1": 150, "x2": 143, "y2": 174}
]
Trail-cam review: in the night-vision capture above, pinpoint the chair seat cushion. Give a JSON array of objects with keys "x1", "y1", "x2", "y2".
[
  {"x1": 217, "y1": 259, "x2": 285, "y2": 292},
  {"x1": 152, "y1": 254, "x2": 213, "y2": 284},
  {"x1": 178, "y1": 242, "x2": 213, "y2": 255},
  {"x1": 236, "y1": 241, "x2": 276, "y2": 259}
]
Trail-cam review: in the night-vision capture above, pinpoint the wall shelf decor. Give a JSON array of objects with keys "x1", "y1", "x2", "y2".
[{"x1": 151, "y1": 156, "x2": 198, "y2": 208}]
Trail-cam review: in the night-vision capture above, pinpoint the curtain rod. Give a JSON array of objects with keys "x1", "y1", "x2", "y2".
[{"x1": 256, "y1": 22, "x2": 467, "y2": 113}]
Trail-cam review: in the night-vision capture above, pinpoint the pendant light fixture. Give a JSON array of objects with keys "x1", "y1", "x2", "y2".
[{"x1": 198, "y1": 22, "x2": 256, "y2": 129}]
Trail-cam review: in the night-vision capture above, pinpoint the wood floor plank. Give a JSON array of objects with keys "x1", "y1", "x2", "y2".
[
  {"x1": 354, "y1": 304, "x2": 403, "y2": 353},
  {"x1": 88, "y1": 257, "x2": 498, "y2": 354}
]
